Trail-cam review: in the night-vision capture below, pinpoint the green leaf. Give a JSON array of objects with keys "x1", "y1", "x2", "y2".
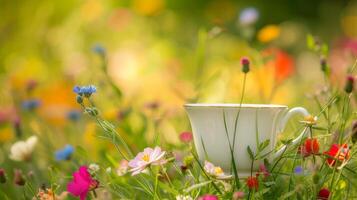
[
  {"x1": 259, "y1": 139, "x2": 270, "y2": 151},
  {"x1": 247, "y1": 146, "x2": 255, "y2": 160}
]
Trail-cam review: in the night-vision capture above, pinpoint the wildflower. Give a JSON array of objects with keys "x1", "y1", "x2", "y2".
[
  {"x1": 257, "y1": 25, "x2": 280, "y2": 43},
  {"x1": 73, "y1": 85, "x2": 97, "y2": 97},
  {"x1": 128, "y1": 146, "x2": 166, "y2": 175},
  {"x1": 0, "y1": 168, "x2": 6, "y2": 183},
  {"x1": 204, "y1": 161, "x2": 231, "y2": 179},
  {"x1": 67, "y1": 166, "x2": 99, "y2": 200},
  {"x1": 344, "y1": 75, "x2": 355, "y2": 93},
  {"x1": 318, "y1": 188, "x2": 330, "y2": 200},
  {"x1": 320, "y1": 58, "x2": 328, "y2": 73},
  {"x1": 14, "y1": 169, "x2": 25, "y2": 186},
  {"x1": 37, "y1": 188, "x2": 68, "y2": 200},
  {"x1": 198, "y1": 194, "x2": 218, "y2": 200},
  {"x1": 324, "y1": 144, "x2": 350, "y2": 167},
  {"x1": 116, "y1": 159, "x2": 129, "y2": 176},
  {"x1": 246, "y1": 176, "x2": 259, "y2": 190},
  {"x1": 352, "y1": 120, "x2": 357, "y2": 144},
  {"x1": 179, "y1": 131, "x2": 193, "y2": 143},
  {"x1": 233, "y1": 191, "x2": 245, "y2": 199},
  {"x1": 176, "y1": 195, "x2": 194, "y2": 200},
  {"x1": 298, "y1": 138, "x2": 319, "y2": 157},
  {"x1": 21, "y1": 99, "x2": 41, "y2": 111},
  {"x1": 239, "y1": 7, "x2": 259, "y2": 26},
  {"x1": 294, "y1": 166, "x2": 304, "y2": 175},
  {"x1": 55, "y1": 145, "x2": 74, "y2": 161},
  {"x1": 105, "y1": 167, "x2": 112, "y2": 174},
  {"x1": 258, "y1": 164, "x2": 270, "y2": 178},
  {"x1": 67, "y1": 110, "x2": 81, "y2": 121},
  {"x1": 9, "y1": 136, "x2": 38, "y2": 161},
  {"x1": 300, "y1": 115, "x2": 318, "y2": 126},
  {"x1": 263, "y1": 48, "x2": 294, "y2": 83},
  {"x1": 92, "y1": 44, "x2": 106, "y2": 57},
  {"x1": 241, "y1": 57, "x2": 250, "y2": 73},
  {"x1": 89, "y1": 163, "x2": 100, "y2": 174}
]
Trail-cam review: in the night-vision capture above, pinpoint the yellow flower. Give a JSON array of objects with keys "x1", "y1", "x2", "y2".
[
  {"x1": 132, "y1": 0, "x2": 165, "y2": 16},
  {"x1": 0, "y1": 127, "x2": 14, "y2": 143},
  {"x1": 257, "y1": 25, "x2": 280, "y2": 43}
]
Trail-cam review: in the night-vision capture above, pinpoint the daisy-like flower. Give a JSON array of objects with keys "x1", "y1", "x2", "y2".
[
  {"x1": 9, "y1": 136, "x2": 38, "y2": 161},
  {"x1": 324, "y1": 143, "x2": 350, "y2": 168},
  {"x1": 300, "y1": 115, "x2": 318, "y2": 126},
  {"x1": 204, "y1": 161, "x2": 231, "y2": 179},
  {"x1": 128, "y1": 146, "x2": 166, "y2": 175}
]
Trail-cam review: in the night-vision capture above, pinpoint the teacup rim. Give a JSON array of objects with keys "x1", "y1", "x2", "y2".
[{"x1": 184, "y1": 103, "x2": 288, "y2": 108}]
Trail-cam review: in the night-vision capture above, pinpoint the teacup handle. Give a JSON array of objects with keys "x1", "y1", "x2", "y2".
[{"x1": 273, "y1": 107, "x2": 310, "y2": 159}]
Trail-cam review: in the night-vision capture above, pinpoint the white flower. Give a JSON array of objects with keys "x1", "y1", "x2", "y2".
[
  {"x1": 176, "y1": 195, "x2": 193, "y2": 200},
  {"x1": 89, "y1": 163, "x2": 100, "y2": 173},
  {"x1": 9, "y1": 136, "x2": 38, "y2": 161},
  {"x1": 106, "y1": 167, "x2": 112, "y2": 174},
  {"x1": 128, "y1": 146, "x2": 166, "y2": 176},
  {"x1": 204, "y1": 161, "x2": 232, "y2": 179}
]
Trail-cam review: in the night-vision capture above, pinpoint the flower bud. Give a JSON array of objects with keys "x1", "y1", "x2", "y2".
[
  {"x1": 352, "y1": 121, "x2": 357, "y2": 144},
  {"x1": 14, "y1": 169, "x2": 25, "y2": 186},
  {"x1": 344, "y1": 75, "x2": 355, "y2": 94},
  {"x1": 76, "y1": 95, "x2": 83, "y2": 104},
  {"x1": 0, "y1": 168, "x2": 6, "y2": 183},
  {"x1": 320, "y1": 58, "x2": 327, "y2": 73},
  {"x1": 241, "y1": 57, "x2": 250, "y2": 73}
]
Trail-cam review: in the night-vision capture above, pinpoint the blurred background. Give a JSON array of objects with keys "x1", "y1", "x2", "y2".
[{"x1": 1, "y1": 0, "x2": 357, "y2": 151}]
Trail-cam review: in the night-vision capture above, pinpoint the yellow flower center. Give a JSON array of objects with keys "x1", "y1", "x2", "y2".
[
  {"x1": 214, "y1": 167, "x2": 223, "y2": 175},
  {"x1": 142, "y1": 154, "x2": 150, "y2": 162}
]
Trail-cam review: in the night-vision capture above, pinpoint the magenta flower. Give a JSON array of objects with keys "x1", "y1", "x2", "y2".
[
  {"x1": 179, "y1": 131, "x2": 193, "y2": 143},
  {"x1": 128, "y1": 147, "x2": 166, "y2": 175},
  {"x1": 198, "y1": 194, "x2": 219, "y2": 200},
  {"x1": 67, "y1": 166, "x2": 99, "y2": 200}
]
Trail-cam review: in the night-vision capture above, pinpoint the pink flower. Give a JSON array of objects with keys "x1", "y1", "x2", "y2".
[
  {"x1": 198, "y1": 194, "x2": 218, "y2": 200},
  {"x1": 67, "y1": 166, "x2": 99, "y2": 200},
  {"x1": 204, "y1": 161, "x2": 231, "y2": 179},
  {"x1": 128, "y1": 147, "x2": 166, "y2": 175},
  {"x1": 179, "y1": 131, "x2": 193, "y2": 143}
]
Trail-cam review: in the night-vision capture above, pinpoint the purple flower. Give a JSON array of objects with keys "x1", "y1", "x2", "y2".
[
  {"x1": 73, "y1": 85, "x2": 97, "y2": 97},
  {"x1": 21, "y1": 99, "x2": 41, "y2": 111},
  {"x1": 239, "y1": 7, "x2": 259, "y2": 26},
  {"x1": 294, "y1": 166, "x2": 303, "y2": 175}
]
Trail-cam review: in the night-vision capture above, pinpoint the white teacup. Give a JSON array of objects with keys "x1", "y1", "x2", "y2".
[{"x1": 184, "y1": 103, "x2": 310, "y2": 177}]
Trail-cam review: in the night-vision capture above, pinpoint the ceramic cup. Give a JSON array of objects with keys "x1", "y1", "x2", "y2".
[{"x1": 184, "y1": 103, "x2": 310, "y2": 177}]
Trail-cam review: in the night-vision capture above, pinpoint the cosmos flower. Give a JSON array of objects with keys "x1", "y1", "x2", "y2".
[
  {"x1": 128, "y1": 147, "x2": 166, "y2": 175},
  {"x1": 73, "y1": 85, "x2": 97, "y2": 97},
  {"x1": 67, "y1": 166, "x2": 99, "y2": 200},
  {"x1": 116, "y1": 159, "x2": 129, "y2": 176},
  {"x1": 324, "y1": 144, "x2": 350, "y2": 167},
  {"x1": 246, "y1": 176, "x2": 259, "y2": 190},
  {"x1": 239, "y1": 7, "x2": 259, "y2": 26},
  {"x1": 55, "y1": 145, "x2": 74, "y2": 161},
  {"x1": 204, "y1": 161, "x2": 231, "y2": 179},
  {"x1": 9, "y1": 136, "x2": 38, "y2": 162}
]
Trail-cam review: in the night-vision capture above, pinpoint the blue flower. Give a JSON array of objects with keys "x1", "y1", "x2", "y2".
[
  {"x1": 73, "y1": 85, "x2": 97, "y2": 97},
  {"x1": 294, "y1": 166, "x2": 304, "y2": 175},
  {"x1": 67, "y1": 110, "x2": 81, "y2": 121},
  {"x1": 239, "y1": 7, "x2": 259, "y2": 26},
  {"x1": 55, "y1": 145, "x2": 74, "y2": 161},
  {"x1": 92, "y1": 44, "x2": 106, "y2": 56},
  {"x1": 22, "y1": 99, "x2": 41, "y2": 111}
]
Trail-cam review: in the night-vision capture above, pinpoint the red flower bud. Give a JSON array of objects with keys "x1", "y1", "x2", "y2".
[
  {"x1": 246, "y1": 176, "x2": 259, "y2": 190},
  {"x1": 344, "y1": 75, "x2": 355, "y2": 93},
  {"x1": 0, "y1": 168, "x2": 6, "y2": 183},
  {"x1": 14, "y1": 169, "x2": 25, "y2": 186},
  {"x1": 318, "y1": 188, "x2": 330, "y2": 200},
  {"x1": 241, "y1": 57, "x2": 250, "y2": 73}
]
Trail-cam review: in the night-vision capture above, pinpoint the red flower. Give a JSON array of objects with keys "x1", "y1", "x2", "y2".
[
  {"x1": 179, "y1": 131, "x2": 193, "y2": 143},
  {"x1": 246, "y1": 176, "x2": 259, "y2": 190},
  {"x1": 263, "y1": 48, "x2": 294, "y2": 83},
  {"x1": 318, "y1": 188, "x2": 330, "y2": 200},
  {"x1": 324, "y1": 144, "x2": 350, "y2": 167},
  {"x1": 257, "y1": 164, "x2": 270, "y2": 178},
  {"x1": 298, "y1": 138, "x2": 319, "y2": 157}
]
